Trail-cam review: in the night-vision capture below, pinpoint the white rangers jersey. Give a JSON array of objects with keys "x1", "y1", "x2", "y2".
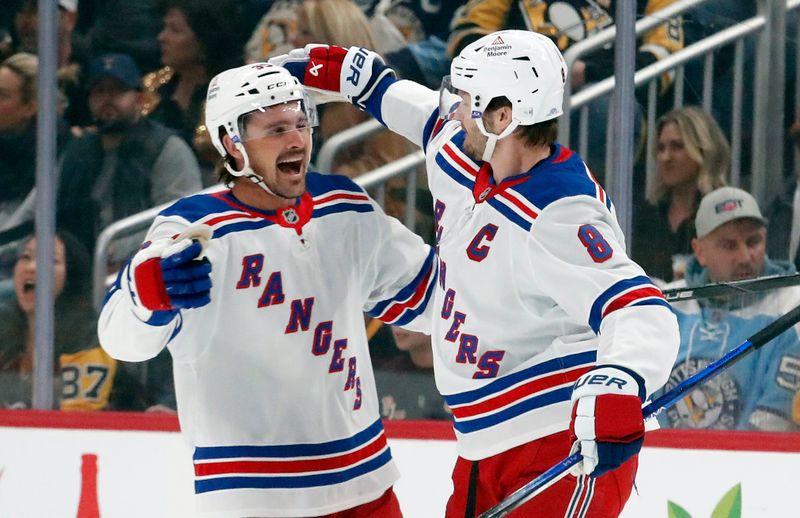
[
  {"x1": 364, "y1": 78, "x2": 680, "y2": 460},
  {"x1": 98, "y1": 173, "x2": 437, "y2": 516}
]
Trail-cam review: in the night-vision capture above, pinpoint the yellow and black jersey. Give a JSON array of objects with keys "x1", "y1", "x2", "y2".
[
  {"x1": 448, "y1": 0, "x2": 683, "y2": 91},
  {"x1": 58, "y1": 346, "x2": 118, "y2": 411}
]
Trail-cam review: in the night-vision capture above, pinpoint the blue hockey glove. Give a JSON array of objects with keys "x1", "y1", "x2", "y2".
[{"x1": 130, "y1": 225, "x2": 213, "y2": 318}]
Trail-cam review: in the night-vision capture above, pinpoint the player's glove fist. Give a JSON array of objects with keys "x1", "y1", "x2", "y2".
[
  {"x1": 130, "y1": 225, "x2": 213, "y2": 319},
  {"x1": 568, "y1": 365, "x2": 646, "y2": 478},
  {"x1": 270, "y1": 44, "x2": 394, "y2": 108}
]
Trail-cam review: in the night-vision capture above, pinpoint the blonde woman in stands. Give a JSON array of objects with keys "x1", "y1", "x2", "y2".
[
  {"x1": 293, "y1": 1, "x2": 415, "y2": 188},
  {"x1": 632, "y1": 106, "x2": 730, "y2": 282}
]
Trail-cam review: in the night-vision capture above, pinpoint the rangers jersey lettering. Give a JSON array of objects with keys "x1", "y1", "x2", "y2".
[
  {"x1": 99, "y1": 173, "x2": 436, "y2": 516},
  {"x1": 366, "y1": 77, "x2": 679, "y2": 460}
]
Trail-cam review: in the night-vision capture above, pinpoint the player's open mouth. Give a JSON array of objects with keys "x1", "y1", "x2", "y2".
[
  {"x1": 22, "y1": 280, "x2": 35, "y2": 293},
  {"x1": 277, "y1": 156, "x2": 305, "y2": 175}
]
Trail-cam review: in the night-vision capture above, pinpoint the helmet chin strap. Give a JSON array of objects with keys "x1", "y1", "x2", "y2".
[
  {"x1": 477, "y1": 118, "x2": 520, "y2": 162},
  {"x1": 225, "y1": 142, "x2": 281, "y2": 197}
]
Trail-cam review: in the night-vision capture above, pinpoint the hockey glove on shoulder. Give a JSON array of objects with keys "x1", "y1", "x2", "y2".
[
  {"x1": 569, "y1": 365, "x2": 646, "y2": 478},
  {"x1": 270, "y1": 44, "x2": 395, "y2": 109},
  {"x1": 129, "y1": 225, "x2": 213, "y2": 323}
]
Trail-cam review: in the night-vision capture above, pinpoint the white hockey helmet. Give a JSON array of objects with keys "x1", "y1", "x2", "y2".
[
  {"x1": 206, "y1": 62, "x2": 318, "y2": 156},
  {"x1": 449, "y1": 30, "x2": 567, "y2": 160}
]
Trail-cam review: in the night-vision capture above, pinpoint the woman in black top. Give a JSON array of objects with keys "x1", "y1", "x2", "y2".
[{"x1": 633, "y1": 106, "x2": 730, "y2": 282}]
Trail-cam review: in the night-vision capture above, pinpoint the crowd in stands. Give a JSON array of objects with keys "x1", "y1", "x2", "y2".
[{"x1": 0, "y1": 0, "x2": 798, "y2": 433}]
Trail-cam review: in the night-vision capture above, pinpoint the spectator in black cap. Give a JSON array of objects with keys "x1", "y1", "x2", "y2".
[{"x1": 57, "y1": 53, "x2": 202, "y2": 259}]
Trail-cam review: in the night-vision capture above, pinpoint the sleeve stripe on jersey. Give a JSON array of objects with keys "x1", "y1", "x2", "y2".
[
  {"x1": 313, "y1": 203, "x2": 375, "y2": 219},
  {"x1": 195, "y1": 207, "x2": 275, "y2": 238},
  {"x1": 421, "y1": 109, "x2": 444, "y2": 151},
  {"x1": 497, "y1": 188, "x2": 539, "y2": 221},
  {"x1": 551, "y1": 145, "x2": 574, "y2": 164},
  {"x1": 589, "y1": 276, "x2": 671, "y2": 334},
  {"x1": 193, "y1": 420, "x2": 391, "y2": 492},
  {"x1": 443, "y1": 143, "x2": 479, "y2": 177},
  {"x1": 435, "y1": 152, "x2": 477, "y2": 191},
  {"x1": 212, "y1": 220, "x2": 274, "y2": 239},
  {"x1": 368, "y1": 248, "x2": 437, "y2": 325},
  {"x1": 312, "y1": 190, "x2": 375, "y2": 218},
  {"x1": 204, "y1": 212, "x2": 260, "y2": 226},
  {"x1": 363, "y1": 74, "x2": 397, "y2": 125},
  {"x1": 101, "y1": 267, "x2": 124, "y2": 308},
  {"x1": 486, "y1": 197, "x2": 534, "y2": 231},
  {"x1": 313, "y1": 191, "x2": 371, "y2": 207},
  {"x1": 585, "y1": 165, "x2": 611, "y2": 210}
]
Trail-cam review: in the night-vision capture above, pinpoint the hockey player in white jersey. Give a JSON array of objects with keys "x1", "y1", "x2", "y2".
[
  {"x1": 97, "y1": 63, "x2": 437, "y2": 517},
  {"x1": 271, "y1": 30, "x2": 680, "y2": 516}
]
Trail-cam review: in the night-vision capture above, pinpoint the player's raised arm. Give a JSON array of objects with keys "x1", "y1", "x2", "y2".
[
  {"x1": 359, "y1": 198, "x2": 438, "y2": 334},
  {"x1": 270, "y1": 44, "x2": 441, "y2": 151},
  {"x1": 98, "y1": 221, "x2": 212, "y2": 362}
]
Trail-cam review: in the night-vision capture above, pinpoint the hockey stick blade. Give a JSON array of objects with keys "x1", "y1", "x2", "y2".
[
  {"x1": 479, "y1": 303, "x2": 800, "y2": 518},
  {"x1": 662, "y1": 273, "x2": 800, "y2": 302}
]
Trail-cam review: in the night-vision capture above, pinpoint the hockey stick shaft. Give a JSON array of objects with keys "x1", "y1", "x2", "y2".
[
  {"x1": 662, "y1": 273, "x2": 800, "y2": 302},
  {"x1": 479, "y1": 303, "x2": 800, "y2": 518}
]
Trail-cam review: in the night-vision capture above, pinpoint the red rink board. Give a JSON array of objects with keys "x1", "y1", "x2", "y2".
[{"x1": 2, "y1": 409, "x2": 798, "y2": 451}]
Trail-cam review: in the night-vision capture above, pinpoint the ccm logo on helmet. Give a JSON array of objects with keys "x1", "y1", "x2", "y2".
[
  {"x1": 267, "y1": 81, "x2": 288, "y2": 90},
  {"x1": 575, "y1": 374, "x2": 628, "y2": 390},
  {"x1": 346, "y1": 47, "x2": 370, "y2": 86}
]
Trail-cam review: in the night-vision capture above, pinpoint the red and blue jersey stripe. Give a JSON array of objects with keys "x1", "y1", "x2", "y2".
[
  {"x1": 588, "y1": 276, "x2": 671, "y2": 334},
  {"x1": 193, "y1": 419, "x2": 391, "y2": 493},
  {"x1": 367, "y1": 248, "x2": 437, "y2": 325},
  {"x1": 436, "y1": 138, "x2": 541, "y2": 231},
  {"x1": 157, "y1": 174, "x2": 376, "y2": 238},
  {"x1": 443, "y1": 351, "x2": 596, "y2": 434},
  {"x1": 312, "y1": 189, "x2": 373, "y2": 218},
  {"x1": 422, "y1": 106, "x2": 458, "y2": 151},
  {"x1": 434, "y1": 136, "x2": 612, "y2": 231}
]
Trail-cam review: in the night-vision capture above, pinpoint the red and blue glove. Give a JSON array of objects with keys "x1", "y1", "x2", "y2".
[
  {"x1": 270, "y1": 44, "x2": 395, "y2": 109},
  {"x1": 569, "y1": 365, "x2": 646, "y2": 477},
  {"x1": 128, "y1": 225, "x2": 213, "y2": 323}
]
